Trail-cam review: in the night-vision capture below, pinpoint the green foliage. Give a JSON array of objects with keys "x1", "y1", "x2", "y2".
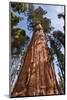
[
  {"x1": 42, "y1": 17, "x2": 53, "y2": 32},
  {"x1": 10, "y1": 2, "x2": 29, "y2": 55},
  {"x1": 27, "y1": 5, "x2": 52, "y2": 32},
  {"x1": 11, "y1": 2, "x2": 27, "y2": 28},
  {"x1": 53, "y1": 31, "x2": 65, "y2": 47},
  {"x1": 11, "y1": 2, "x2": 27, "y2": 13},
  {"x1": 11, "y1": 28, "x2": 29, "y2": 54},
  {"x1": 11, "y1": 12, "x2": 22, "y2": 28}
]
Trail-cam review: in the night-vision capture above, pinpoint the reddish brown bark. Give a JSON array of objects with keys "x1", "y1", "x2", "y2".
[{"x1": 11, "y1": 24, "x2": 61, "y2": 97}]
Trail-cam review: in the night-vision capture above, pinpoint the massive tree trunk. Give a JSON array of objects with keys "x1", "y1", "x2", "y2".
[{"x1": 11, "y1": 24, "x2": 61, "y2": 97}]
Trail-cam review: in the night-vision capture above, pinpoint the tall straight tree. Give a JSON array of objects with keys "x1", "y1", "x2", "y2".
[{"x1": 11, "y1": 4, "x2": 61, "y2": 97}]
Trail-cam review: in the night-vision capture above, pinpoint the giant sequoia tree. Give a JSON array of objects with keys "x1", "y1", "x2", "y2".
[{"x1": 11, "y1": 4, "x2": 62, "y2": 97}]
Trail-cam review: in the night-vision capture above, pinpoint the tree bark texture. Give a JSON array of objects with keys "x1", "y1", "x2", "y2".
[{"x1": 11, "y1": 24, "x2": 61, "y2": 97}]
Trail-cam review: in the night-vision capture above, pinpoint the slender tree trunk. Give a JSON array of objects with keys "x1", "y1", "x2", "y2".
[{"x1": 11, "y1": 24, "x2": 61, "y2": 97}]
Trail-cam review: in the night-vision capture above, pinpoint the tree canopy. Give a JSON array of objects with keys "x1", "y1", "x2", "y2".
[
  {"x1": 11, "y1": 2, "x2": 27, "y2": 13},
  {"x1": 53, "y1": 31, "x2": 65, "y2": 48},
  {"x1": 27, "y1": 5, "x2": 53, "y2": 32},
  {"x1": 10, "y1": 2, "x2": 29, "y2": 55}
]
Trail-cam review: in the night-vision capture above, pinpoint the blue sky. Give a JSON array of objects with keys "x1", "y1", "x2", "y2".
[
  {"x1": 16, "y1": 4, "x2": 64, "y2": 83},
  {"x1": 35, "y1": 4, "x2": 64, "y2": 32},
  {"x1": 16, "y1": 4, "x2": 64, "y2": 38}
]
